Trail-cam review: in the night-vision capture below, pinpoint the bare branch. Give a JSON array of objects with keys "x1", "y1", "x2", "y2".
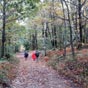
[{"x1": 81, "y1": 0, "x2": 87, "y2": 8}]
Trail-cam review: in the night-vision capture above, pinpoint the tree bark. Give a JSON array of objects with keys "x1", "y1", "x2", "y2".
[
  {"x1": 1, "y1": 0, "x2": 6, "y2": 57},
  {"x1": 78, "y1": 0, "x2": 83, "y2": 43},
  {"x1": 63, "y1": 0, "x2": 75, "y2": 57},
  {"x1": 60, "y1": 0, "x2": 66, "y2": 58}
]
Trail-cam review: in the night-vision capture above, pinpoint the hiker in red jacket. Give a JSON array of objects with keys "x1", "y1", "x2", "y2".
[{"x1": 31, "y1": 51, "x2": 36, "y2": 61}]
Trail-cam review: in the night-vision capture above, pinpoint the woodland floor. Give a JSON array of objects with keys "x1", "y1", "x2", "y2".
[{"x1": 11, "y1": 52, "x2": 79, "y2": 88}]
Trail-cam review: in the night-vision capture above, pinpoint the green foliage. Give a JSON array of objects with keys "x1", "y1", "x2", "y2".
[
  {"x1": 23, "y1": 41, "x2": 30, "y2": 50},
  {"x1": 4, "y1": 45, "x2": 16, "y2": 54},
  {"x1": 7, "y1": 56, "x2": 19, "y2": 65},
  {"x1": 44, "y1": 39, "x2": 52, "y2": 49},
  {"x1": 14, "y1": 44, "x2": 20, "y2": 52},
  {"x1": 38, "y1": 39, "x2": 52, "y2": 50}
]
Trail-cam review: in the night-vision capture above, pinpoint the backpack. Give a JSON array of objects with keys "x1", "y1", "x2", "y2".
[
  {"x1": 24, "y1": 52, "x2": 28, "y2": 58},
  {"x1": 35, "y1": 51, "x2": 40, "y2": 57}
]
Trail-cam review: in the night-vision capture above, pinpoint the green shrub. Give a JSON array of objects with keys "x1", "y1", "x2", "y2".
[
  {"x1": 23, "y1": 41, "x2": 30, "y2": 50},
  {"x1": 14, "y1": 44, "x2": 20, "y2": 52},
  {"x1": 38, "y1": 39, "x2": 52, "y2": 50}
]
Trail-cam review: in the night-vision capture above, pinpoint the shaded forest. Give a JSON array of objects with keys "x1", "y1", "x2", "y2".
[{"x1": 0, "y1": 0, "x2": 88, "y2": 88}]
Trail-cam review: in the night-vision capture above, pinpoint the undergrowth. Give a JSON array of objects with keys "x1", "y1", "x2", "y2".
[
  {"x1": 0, "y1": 54, "x2": 19, "y2": 88},
  {"x1": 46, "y1": 50, "x2": 88, "y2": 88}
]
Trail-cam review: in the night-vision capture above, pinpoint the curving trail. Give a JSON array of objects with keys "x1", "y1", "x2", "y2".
[{"x1": 11, "y1": 52, "x2": 78, "y2": 88}]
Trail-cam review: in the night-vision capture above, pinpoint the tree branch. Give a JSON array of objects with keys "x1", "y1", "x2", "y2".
[{"x1": 81, "y1": 0, "x2": 87, "y2": 8}]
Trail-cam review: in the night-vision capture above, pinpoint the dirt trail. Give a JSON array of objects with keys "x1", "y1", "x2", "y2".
[{"x1": 11, "y1": 52, "x2": 78, "y2": 88}]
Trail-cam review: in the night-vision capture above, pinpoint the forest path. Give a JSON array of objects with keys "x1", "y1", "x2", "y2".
[{"x1": 11, "y1": 52, "x2": 77, "y2": 88}]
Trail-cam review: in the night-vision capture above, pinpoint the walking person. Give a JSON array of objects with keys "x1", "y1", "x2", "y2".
[
  {"x1": 24, "y1": 51, "x2": 29, "y2": 60},
  {"x1": 35, "y1": 50, "x2": 40, "y2": 62},
  {"x1": 31, "y1": 51, "x2": 36, "y2": 61}
]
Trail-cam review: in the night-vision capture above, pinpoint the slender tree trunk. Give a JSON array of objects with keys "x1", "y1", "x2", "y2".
[
  {"x1": 75, "y1": 8, "x2": 78, "y2": 42},
  {"x1": 61, "y1": 0, "x2": 67, "y2": 58},
  {"x1": 46, "y1": 22, "x2": 51, "y2": 39},
  {"x1": 75, "y1": 7, "x2": 78, "y2": 31},
  {"x1": 1, "y1": 0, "x2": 6, "y2": 57},
  {"x1": 32, "y1": 34, "x2": 35, "y2": 50},
  {"x1": 78, "y1": 0, "x2": 82, "y2": 43},
  {"x1": 42, "y1": 22, "x2": 47, "y2": 56},
  {"x1": 51, "y1": 0, "x2": 57, "y2": 49},
  {"x1": 35, "y1": 29, "x2": 38, "y2": 49},
  {"x1": 59, "y1": 26, "x2": 63, "y2": 50},
  {"x1": 42, "y1": 22, "x2": 44, "y2": 37},
  {"x1": 63, "y1": 0, "x2": 75, "y2": 57}
]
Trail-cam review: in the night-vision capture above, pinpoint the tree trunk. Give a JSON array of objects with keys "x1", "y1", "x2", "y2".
[
  {"x1": 42, "y1": 22, "x2": 44, "y2": 37},
  {"x1": 1, "y1": 0, "x2": 6, "y2": 57},
  {"x1": 78, "y1": 0, "x2": 82, "y2": 45},
  {"x1": 35, "y1": 29, "x2": 38, "y2": 49},
  {"x1": 63, "y1": 0, "x2": 75, "y2": 57},
  {"x1": 61, "y1": 0, "x2": 66, "y2": 58}
]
